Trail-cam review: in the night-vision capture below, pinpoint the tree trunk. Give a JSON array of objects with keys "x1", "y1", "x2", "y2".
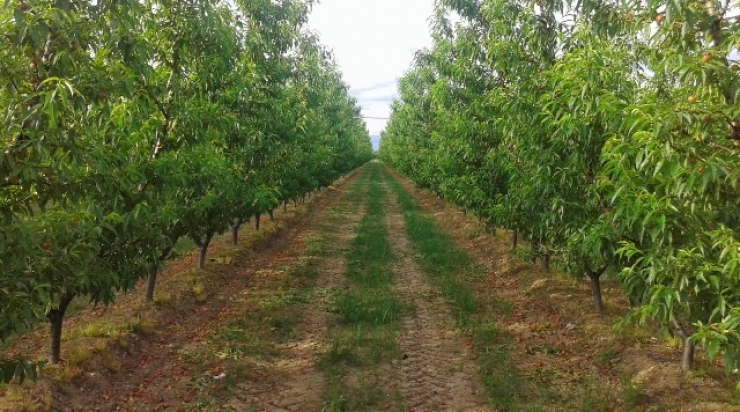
[
  {"x1": 588, "y1": 266, "x2": 608, "y2": 315},
  {"x1": 681, "y1": 337, "x2": 695, "y2": 371},
  {"x1": 145, "y1": 265, "x2": 158, "y2": 302},
  {"x1": 671, "y1": 315, "x2": 695, "y2": 371},
  {"x1": 269, "y1": 209, "x2": 274, "y2": 221},
  {"x1": 255, "y1": 214, "x2": 260, "y2": 230},
  {"x1": 145, "y1": 246, "x2": 172, "y2": 302},
  {"x1": 511, "y1": 231, "x2": 518, "y2": 251},
  {"x1": 198, "y1": 239, "x2": 211, "y2": 270},
  {"x1": 293, "y1": 199, "x2": 297, "y2": 207},
  {"x1": 47, "y1": 292, "x2": 75, "y2": 364},
  {"x1": 283, "y1": 200, "x2": 287, "y2": 212},
  {"x1": 542, "y1": 253, "x2": 550, "y2": 272},
  {"x1": 231, "y1": 224, "x2": 239, "y2": 246}
]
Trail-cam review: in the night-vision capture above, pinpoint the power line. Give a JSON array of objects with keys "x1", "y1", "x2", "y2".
[{"x1": 355, "y1": 116, "x2": 390, "y2": 120}]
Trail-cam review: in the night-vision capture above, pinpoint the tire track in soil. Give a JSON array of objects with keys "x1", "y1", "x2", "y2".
[
  {"x1": 46, "y1": 173, "x2": 364, "y2": 412},
  {"x1": 382, "y1": 178, "x2": 489, "y2": 412},
  {"x1": 229, "y1": 176, "x2": 370, "y2": 411}
]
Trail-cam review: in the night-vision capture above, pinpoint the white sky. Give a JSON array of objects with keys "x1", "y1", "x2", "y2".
[{"x1": 307, "y1": 0, "x2": 434, "y2": 141}]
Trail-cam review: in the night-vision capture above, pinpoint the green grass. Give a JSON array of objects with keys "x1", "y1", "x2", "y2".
[
  {"x1": 383, "y1": 168, "x2": 527, "y2": 410},
  {"x1": 320, "y1": 163, "x2": 405, "y2": 411},
  {"x1": 192, "y1": 215, "x2": 342, "y2": 407},
  {"x1": 343, "y1": 166, "x2": 373, "y2": 213},
  {"x1": 331, "y1": 290, "x2": 405, "y2": 325},
  {"x1": 323, "y1": 374, "x2": 388, "y2": 412},
  {"x1": 170, "y1": 236, "x2": 197, "y2": 259},
  {"x1": 345, "y1": 167, "x2": 394, "y2": 289}
]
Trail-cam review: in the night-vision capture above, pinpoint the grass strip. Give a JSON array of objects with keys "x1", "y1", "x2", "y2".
[
  {"x1": 320, "y1": 162, "x2": 406, "y2": 411},
  {"x1": 185, "y1": 170, "x2": 370, "y2": 409},
  {"x1": 383, "y1": 168, "x2": 527, "y2": 411}
]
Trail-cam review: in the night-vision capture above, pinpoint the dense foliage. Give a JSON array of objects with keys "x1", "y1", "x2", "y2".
[
  {"x1": 0, "y1": 0, "x2": 372, "y2": 379},
  {"x1": 380, "y1": 0, "x2": 740, "y2": 372}
]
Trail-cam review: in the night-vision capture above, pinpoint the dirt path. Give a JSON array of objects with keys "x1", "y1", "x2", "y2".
[
  {"x1": 24, "y1": 173, "x2": 363, "y2": 412},
  {"x1": 12, "y1": 165, "x2": 500, "y2": 411},
  {"x1": 382, "y1": 166, "x2": 740, "y2": 411},
  {"x1": 382, "y1": 177, "x2": 488, "y2": 411},
  {"x1": 228, "y1": 174, "x2": 369, "y2": 411}
]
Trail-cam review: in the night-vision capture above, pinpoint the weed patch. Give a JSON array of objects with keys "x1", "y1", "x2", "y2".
[
  {"x1": 384, "y1": 170, "x2": 527, "y2": 410},
  {"x1": 330, "y1": 291, "x2": 406, "y2": 326},
  {"x1": 320, "y1": 163, "x2": 403, "y2": 410}
]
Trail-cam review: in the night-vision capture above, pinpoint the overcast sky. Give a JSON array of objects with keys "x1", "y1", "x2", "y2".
[{"x1": 307, "y1": 0, "x2": 434, "y2": 143}]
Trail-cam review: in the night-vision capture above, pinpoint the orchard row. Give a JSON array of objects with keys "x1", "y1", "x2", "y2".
[
  {"x1": 380, "y1": 0, "x2": 740, "y2": 374},
  {"x1": 0, "y1": 0, "x2": 373, "y2": 379}
]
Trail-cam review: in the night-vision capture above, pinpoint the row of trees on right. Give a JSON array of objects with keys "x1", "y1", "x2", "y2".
[{"x1": 380, "y1": 0, "x2": 740, "y2": 372}]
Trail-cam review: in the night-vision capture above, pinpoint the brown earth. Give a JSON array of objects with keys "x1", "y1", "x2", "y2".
[
  {"x1": 4, "y1": 162, "x2": 740, "y2": 412},
  {"x1": 384, "y1": 165, "x2": 740, "y2": 412},
  {"x1": 223, "y1": 169, "x2": 370, "y2": 411},
  {"x1": 384, "y1": 179, "x2": 488, "y2": 411},
  {"x1": 1, "y1": 171, "x2": 361, "y2": 411}
]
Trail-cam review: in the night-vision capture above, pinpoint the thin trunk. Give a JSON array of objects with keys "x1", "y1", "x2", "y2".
[
  {"x1": 269, "y1": 209, "x2": 274, "y2": 221},
  {"x1": 47, "y1": 292, "x2": 75, "y2": 364},
  {"x1": 283, "y1": 200, "x2": 288, "y2": 212},
  {"x1": 301, "y1": 195, "x2": 305, "y2": 204},
  {"x1": 682, "y1": 338, "x2": 696, "y2": 372},
  {"x1": 146, "y1": 246, "x2": 172, "y2": 302},
  {"x1": 198, "y1": 236, "x2": 212, "y2": 270},
  {"x1": 255, "y1": 214, "x2": 261, "y2": 230},
  {"x1": 231, "y1": 224, "x2": 239, "y2": 246},
  {"x1": 293, "y1": 199, "x2": 297, "y2": 207},
  {"x1": 671, "y1": 315, "x2": 695, "y2": 371},
  {"x1": 511, "y1": 231, "x2": 518, "y2": 251},
  {"x1": 542, "y1": 254, "x2": 550, "y2": 272},
  {"x1": 145, "y1": 265, "x2": 158, "y2": 302},
  {"x1": 588, "y1": 266, "x2": 608, "y2": 315}
]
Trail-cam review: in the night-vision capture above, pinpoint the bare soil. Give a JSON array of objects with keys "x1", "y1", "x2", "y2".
[
  {"x1": 5, "y1": 163, "x2": 740, "y2": 412},
  {"x1": 385, "y1": 165, "x2": 740, "y2": 412},
  {"x1": 384, "y1": 181, "x2": 488, "y2": 411},
  {"x1": 2, "y1": 173, "x2": 360, "y2": 411},
  {"x1": 225, "y1": 172, "x2": 369, "y2": 411}
]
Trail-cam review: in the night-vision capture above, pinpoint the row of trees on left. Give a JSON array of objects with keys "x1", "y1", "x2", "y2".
[{"x1": 0, "y1": 0, "x2": 373, "y2": 381}]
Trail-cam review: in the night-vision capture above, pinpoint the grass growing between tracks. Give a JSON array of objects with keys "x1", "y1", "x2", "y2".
[
  {"x1": 320, "y1": 163, "x2": 407, "y2": 411},
  {"x1": 384, "y1": 170, "x2": 528, "y2": 411}
]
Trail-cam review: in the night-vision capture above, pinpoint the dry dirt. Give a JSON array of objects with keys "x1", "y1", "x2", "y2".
[
  {"x1": 2, "y1": 172, "x2": 362, "y2": 411},
  {"x1": 224, "y1": 172, "x2": 369, "y2": 411},
  {"x1": 5, "y1": 163, "x2": 740, "y2": 412},
  {"x1": 384, "y1": 165, "x2": 740, "y2": 412},
  {"x1": 383, "y1": 179, "x2": 488, "y2": 411}
]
